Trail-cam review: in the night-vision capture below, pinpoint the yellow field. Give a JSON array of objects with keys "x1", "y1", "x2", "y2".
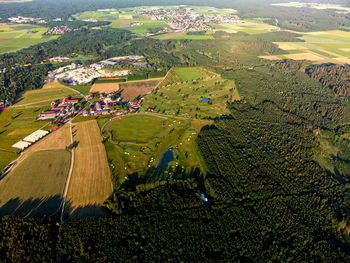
[
  {"x1": 42, "y1": 81, "x2": 67, "y2": 89},
  {"x1": 67, "y1": 120, "x2": 113, "y2": 218},
  {"x1": 90, "y1": 82, "x2": 120, "y2": 93},
  {"x1": 119, "y1": 14, "x2": 133, "y2": 19},
  {"x1": 258, "y1": 55, "x2": 282, "y2": 60},
  {"x1": 274, "y1": 42, "x2": 307, "y2": 51},
  {"x1": 284, "y1": 52, "x2": 325, "y2": 61}
]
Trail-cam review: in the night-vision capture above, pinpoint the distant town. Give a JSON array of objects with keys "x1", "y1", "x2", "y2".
[{"x1": 135, "y1": 8, "x2": 240, "y2": 32}]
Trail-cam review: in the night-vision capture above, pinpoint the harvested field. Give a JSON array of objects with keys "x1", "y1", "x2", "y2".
[
  {"x1": 284, "y1": 52, "x2": 325, "y2": 61},
  {"x1": 0, "y1": 150, "x2": 71, "y2": 217},
  {"x1": 258, "y1": 55, "x2": 281, "y2": 60},
  {"x1": 119, "y1": 78, "x2": 163, "y2": 101},
  {"x1": 90, "y1": 82, "x2": 120, "y2": 93},
  {"x1": 67, "y1": 120, "x2": 113, "y2": 218}
]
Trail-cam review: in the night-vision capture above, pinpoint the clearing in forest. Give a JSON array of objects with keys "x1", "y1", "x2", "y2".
[{"x1": 66, "y1": 120, "x2": 113, "y2": 218}]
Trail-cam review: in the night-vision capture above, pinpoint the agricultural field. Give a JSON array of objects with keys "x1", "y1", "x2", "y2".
[
  {"x1": 100, "y1": 113, "x2": 210, "y2": 185},
  {"x1": 142, "y1": 67, "x2": 240, "y2": 118},
  {"x1": 262, "y1": 30, "x2": 350, "y2": 64},
  {"x1": 0, "y1": 23, "x2": 59, "y2": 54},
  {"x1": 73, "y1": 8, "x2": 169, "y2": 33},
  {"x1": 90, "y1": 81, "x2": 119, "y2": 93},
  {"x1": 66, "y1": 120, "x2": 113, "y2": 218},
  {"x1": 15, "y1": 82, "x2": 77, "y2": 106},
  {"x1": 0, "y1": 106, "x2": 50, "y2": 172},
  {"x1": 119, "y1": 78, "x2": 163, "y2": 101},
  {"x1": 212, "y1": 19, "x2": 279, "y2": 34},
  {"x1": 0, "y1": 150, "x2": 71, "y2": 217}
]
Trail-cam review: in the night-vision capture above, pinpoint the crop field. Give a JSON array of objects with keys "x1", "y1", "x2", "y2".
[
  {"x1": 100, "y1": 114, "x2": 210, "y2": 184},
  {"x1": 15, "y1": 82, "x2": 77, "y2": 106},
  {"x1": 142, "y1": 67, "x2": 240, "y2": 118},
  {"x1": 213, "y1": 19, "x2": 279, "y2": 34},
  {"x1": 90, "y1": 82, "x2": 119, "y2": 93},
  {"x1": 0, "y1": 106, "x2": 50, "y2": 171},
  {"x1": 66, "y1": 120, "x2": 113, "y2": 218},
  {"x1": 0, "y1": 23, "x2": 59, "y2": 54},
  {"x1": 263, "y1": 30, "x2": 350, "y2": 64},
  {"x1": 119, "y1": 78, "x2": 163, "y2": 101},
  {"x1": 0, "y1": 150, "x2": 71, "y2": 217}
]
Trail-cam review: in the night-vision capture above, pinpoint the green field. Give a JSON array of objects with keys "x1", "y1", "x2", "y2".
[
  {"x1": 213, "y1": 19, "x2": 279, "y2": 34},
  {"x1": 15, "y1": 85, "x2": 77, "y2": 106},
  {"x1": 0, "y1": 107, "x2": 51, "y2": 171},
  {"x1": 67, "y1": 85, "x2": 91, "y2": 95},
  {"x1": 267, "y1": 30, "x2": 350, "y2": 64},
  {"x1": 0, "y1": 23, "x2": 59, "y2": 54},
  {"x1": 103, "y1": 115, "x2": 165, "y2": 143},
  {"x1": 142, "y1": 67, "x2": 240, "y2": 118},
  {"x1": 100, "y1": 114, "x2": 210, "y2": 185},
  {"x1": 0, "y1": 150, "x2": 70, "y2": 217},
  {"x1": 174, "y1": 67, "x2": 204, "y2": 82}
]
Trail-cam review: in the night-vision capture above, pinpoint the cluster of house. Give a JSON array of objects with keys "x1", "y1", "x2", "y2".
[
  {"x1": 8, "y1": 16, "x2": 47, "y2": 24},
  {"x1": 136, "y1": 8, "x2": 240, "y2": 32},
  {"x1": 46, "y1": 26, "x2": 72, "y2": 35},
  {"x1": 38, "y1": 97, "x2": 80, "y2": 121},
  {"x1": 7, "y1": 16, "x2": 66, "y2": 24},
  {"x1": 130, "y1": 22, "x2": 144, "y2": 27},
  {"x1": 42, "y1": 56, "x2": 70, "y2": 63},
  {"x1": 12, "y1": 129, "x2": 49, "y2": 150},
  {"x1": 126, "y1": 98, "x2": 143, "y2": 112},
  {"x1": 48, "y1": 61, "x2": 129, "y2": 86},
  {"x1": 82, "y1": 92, "x2": 121, "y2": 116}
]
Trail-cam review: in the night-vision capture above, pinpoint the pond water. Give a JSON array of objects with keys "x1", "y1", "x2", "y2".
[{"x1": 154, "y1": 147, "x2": 174, "y2": 170}]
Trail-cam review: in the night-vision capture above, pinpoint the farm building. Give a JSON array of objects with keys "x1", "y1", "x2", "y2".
[
  {"x1": 22, "y1": 129, "x2": 49, "y2": 143},
  {"x1": 12, "y1": 141, "x2": 32, "y2": 150}
]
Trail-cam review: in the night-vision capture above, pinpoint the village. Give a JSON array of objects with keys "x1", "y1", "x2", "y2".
[{"x1": 135, "y1": 8, "x2": 240, "y2": 32}]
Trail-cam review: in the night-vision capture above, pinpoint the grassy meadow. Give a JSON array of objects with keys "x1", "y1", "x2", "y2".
[
  {"x1": 100, "y1": 113, "x2": 210, "y2": 186},
  {"x1": 0, "y1": 150, "x2": 71, "y2": 217},
  {"x1": 0, "y1": 23, "x2": 59, "y2": 54},
  {"x1": 142, "y1": 67, "x2": 240, "y2": 118},
  {"x1": 15, "y1": 82, "x2": 77, "y2": 106}
]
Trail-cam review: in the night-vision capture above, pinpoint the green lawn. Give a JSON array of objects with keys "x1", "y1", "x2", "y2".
[
  {"x1": 174, "y1": 67, "x2": 204, "y2": 82},
  {"x1": 0, "y1": 150, "x2": 71, "y2": 217},
  {"x1": 103, "y1": 115, "x2": 165, "y2": 143}
]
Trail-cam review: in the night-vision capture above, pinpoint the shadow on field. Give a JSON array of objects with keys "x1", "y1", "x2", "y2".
[
  {"x1": 0, "y1": 195, "x2": 63, "y2": 218},
  {"x1": 63, "y1": 201, "x2": 111, "y2": 220}
]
